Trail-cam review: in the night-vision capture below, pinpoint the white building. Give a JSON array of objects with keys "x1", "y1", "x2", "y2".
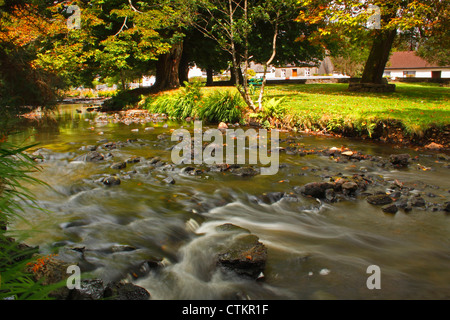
[{"x1": 384, "y1": 51, "x2": 450, "y2": 79}]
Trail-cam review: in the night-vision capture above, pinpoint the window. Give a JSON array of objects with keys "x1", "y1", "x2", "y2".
[
  {"x1": 403, "y1": 71, "x2": 416, "y2": 78},
  {"x1": 305, "y1": 68, "x2": 310, "y2": 77},
  {"x1": 383, "y1": 71, "x2": 391, "y2": 77}
]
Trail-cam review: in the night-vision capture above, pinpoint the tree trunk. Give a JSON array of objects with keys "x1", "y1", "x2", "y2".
[
  {"x1": 206, "y1": 67, "x2": 214, "y2": 86},
  {"x1": 229, "y1": 62, "x2": 243, "y2": 85},
  {"x1": 360, "y1": 29, "x2": 397, "y2": 84},
  {"x1": 178, "y1": 48, "x2": 190, "y2": 85},
  {"x1": 153, "y1": 41, "x2": 183, "y2": 91},
  {"x1": 257, "y1": 12, "x2": 280, "y2": 111}
]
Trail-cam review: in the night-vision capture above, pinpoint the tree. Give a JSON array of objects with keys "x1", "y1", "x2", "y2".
[
  {"x1": 248, "y1": 0, "x2": 324, "y2": 110},
  {"x1": 180, "y1": 28, "x2": 230, "y2": 86},
  {"x1": 0, "y1": 1, "x2": 65, "y2": 112},
  {"x1": 193, "y1": 0, "x2": 325, "y2": 111},
  {"x1": 297, "y1": 0, "x2": 449, "y2": 89},
  {"x1": 35, "y1": 0, "x2": 193, "y2": 92}
]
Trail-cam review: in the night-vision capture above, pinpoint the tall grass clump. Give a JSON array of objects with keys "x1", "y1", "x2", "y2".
[
  {"x1": 197, "y1": 90, "x2": 245, "y2": 124},
  {"x1": 0, "y1": 140, "x2": 57, "y2": 300},
  {"x1": 145, "y1": 81, "x2": 203, "y2": 119}
]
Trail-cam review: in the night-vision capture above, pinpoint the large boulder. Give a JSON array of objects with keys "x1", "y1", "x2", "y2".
[{"x1": 217, "y1": 234, "x2": 267, "y2": 279}]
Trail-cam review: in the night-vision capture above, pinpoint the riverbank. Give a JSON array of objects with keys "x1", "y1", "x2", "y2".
[{"x1": 100, "y1": 82, "x2": 449, "y2": 150}]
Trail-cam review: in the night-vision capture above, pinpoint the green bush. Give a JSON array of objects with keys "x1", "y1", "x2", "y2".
[
  {"x1": 197, "y1": 90, "x2": 245, "y2": 124},
  {"x1": 145, "y1": 81, "x2": 203, "y2": 119}
]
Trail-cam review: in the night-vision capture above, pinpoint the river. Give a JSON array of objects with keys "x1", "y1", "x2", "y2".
[{"x1": 10, "y1": 104, "x2": 450, "y2": 299}]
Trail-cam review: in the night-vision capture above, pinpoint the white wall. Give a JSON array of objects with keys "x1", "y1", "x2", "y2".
[{"x1": 386, "y1": 69, "x2": 450, "y2": 78}]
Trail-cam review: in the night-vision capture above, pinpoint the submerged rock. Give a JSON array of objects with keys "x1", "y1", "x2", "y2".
[
  {"x1": 111, "y1": 162, "x2": 127, "y2": 170},
  {"x1": 410, "y1": 196, "x2": 426, "y2": 207},
  {"x1": 366, "y1": 194, "x2": 393, "y2": 205},
  {"x1": 103, "y1": 282, "x2": 151, "y2": 300},
  {"x1": 382, "y1": 203, "x2": 398, "y2": 214},
  {"x1": 444, "y1": 202, "x2": 450, "y2": 212},
  {"x1": 259, "y1": 192, "x2": 285, "y2": 204},
  {"x1": 341, "y1": 181, "x2": 359, "y2": 195},
  {"x1": 74, "y1": 151, "x2": 104, "y2": 162},
  {"x1": 230, "y1": 166, "x2": 259, "y2": 177},
  {"x1": 389, "y1": 154, "x2": 411, "y2": 168},
  {"x1": 217, "y1": 234, "x2": 267, "y2": 280},
  {"x1": 424, "y1": 142, "x2": 444, "y2": 150},
  {"x1": 102, "y1": 176, "x2": 121, "y2": 186},
  {"x1": 294, "y1": 182, "x2": 334, "y2": 198},
  {"x1": 163, "y1": 176, "x2": 175, "y2": 184},
  {"x1": 216, "y1": 223, "x2": 251, "y2": 234},
  {"x1": 68, "y1": 279, "x2": 105, "y2": 300}
]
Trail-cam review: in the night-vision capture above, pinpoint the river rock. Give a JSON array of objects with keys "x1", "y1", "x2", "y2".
[
  {"x1": 217, "y1": 234, "x2": 267, "y2": 279},
  {"x1": 148, "y1": 156, "x2": 161, "y2": 165},
  {"x1": 102, "y1": 176, "x2": 121, "y2": 186},
  {"x1": 74, "y1": 151, "x2": 104, "y2": 162},
  {"x1": 341, "y1": 181, "x2": 359, "y2": 195},
  {"x1": 325, "y1": 188, "x2": 337, "y2": 202},
  {"x1": 126, "y1": 157, "x2": 141, "y2": 164},
  {"x1": 68, "y1": 279, "x2": 106, "y2": 300},
  {"x1": 410, "y1": 196, "x2": 426, "y2": 207},
  {"x1": 294, "y1": 182, "x2": 335, "y2": 198},
  {"x1": 230, "y1": 166, "x2": 259, "y2": 177},
  {"x1": 424, "y1": 142, "x2": 444, "y2": 150},
  {"x1": 389, "y1": 154, "x2": 411, "y2": 168},
  {"x1": 163, "y1": 176, "x2": 175, "y2": 184},
  {"x1": 382, "y1": 203, "x2": 398, "y2": 214},
  {"x1": 218, "y1": 122, "x2": 228, "y2": 129},
  {"x1": 366, "y1": 194, "x2": 393, "y2": 205},
  {"x1": 102, "y1": 142, "x2": 117, "y2": 150},
  {"x1": 103, "y1": 282, "x2": 151, "y2": 300},
  {"x1": 80, "y1": 145, "x2": 97, "y2": 151},
  {"x1": 444, "y1": 202, "x2": 450, "y2": 212},
  {"x1": 111, "y1": 162, "x2": 127, "y2": 170},
  {"x1": 216, "y1": 223, "x2": 251, "y2": 234},
  {"x1": 259, "y1": 192, "x2": 285, "y2": 204}
]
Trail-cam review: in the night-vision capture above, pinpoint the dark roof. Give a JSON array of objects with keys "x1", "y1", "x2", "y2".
[{"x1": 385, "y1": 51, "x2": 449, "y2": 69}]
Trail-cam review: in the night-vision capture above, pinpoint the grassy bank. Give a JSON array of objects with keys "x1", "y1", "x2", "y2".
[{"x1": 138, "y1": 82, "x2": 449, "y2": 146}]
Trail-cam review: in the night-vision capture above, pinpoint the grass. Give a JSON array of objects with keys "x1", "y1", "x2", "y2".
[
  {"x1": 139, "y1": 82, "x2": 449, "y2": 138},
  {"x1": 266, "y1": 83, "x2": 449, "y2": 136}
]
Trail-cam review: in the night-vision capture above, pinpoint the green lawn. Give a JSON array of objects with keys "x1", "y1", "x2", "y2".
[{"x1": 261, "y1": 82, "x2": 449, "y2": 136}]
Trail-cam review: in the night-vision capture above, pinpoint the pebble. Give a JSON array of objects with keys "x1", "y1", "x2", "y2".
[{"x1": 319, "y1": 268, "x2": 330, "y2": 276}]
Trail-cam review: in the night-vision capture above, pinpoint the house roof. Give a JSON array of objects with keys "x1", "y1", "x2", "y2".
[{"x1": 385, "y1": 51, "x2": 449, "y2": 69}]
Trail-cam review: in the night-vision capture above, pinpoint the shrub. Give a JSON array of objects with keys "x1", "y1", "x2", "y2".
[
  {"x1": 197, "y1": 90, "x2": 245, "y2": 124},
  {"x1": 145, "y1": 81, "x2": 203, "y2": 120}
]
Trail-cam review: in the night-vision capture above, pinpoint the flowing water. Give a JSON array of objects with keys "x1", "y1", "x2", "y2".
[{"x1": 10, "y1": 104, "x2": 450, "y2": 300}]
